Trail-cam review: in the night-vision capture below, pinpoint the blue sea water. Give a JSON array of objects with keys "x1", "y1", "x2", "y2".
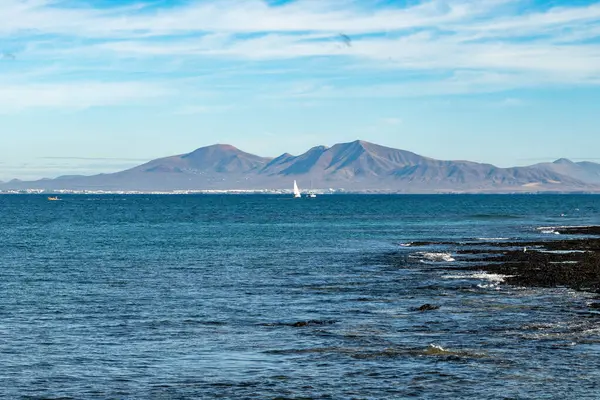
[{"x1": 1, "y1": 194, "x2": 599, "y2": 399}]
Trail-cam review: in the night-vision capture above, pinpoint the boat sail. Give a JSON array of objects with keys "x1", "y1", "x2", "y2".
[{"x1": 293, "y1": 180, "x2": 301, "y2": 198}]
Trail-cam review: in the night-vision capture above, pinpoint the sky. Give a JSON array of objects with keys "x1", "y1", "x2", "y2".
[{"x1": 1, "y1": 0, "x2": 600, "y2": 181}]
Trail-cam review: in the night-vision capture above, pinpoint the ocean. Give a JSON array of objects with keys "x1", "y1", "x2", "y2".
[{"x1": 1, "y1": 194, "x2": 599, "y2": 399}]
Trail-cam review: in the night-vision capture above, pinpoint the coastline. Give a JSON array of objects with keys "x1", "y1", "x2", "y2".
[
  {"x1": 399, "y1": 226, "x2": 600, "y2": 295},
  {"x1": 2, "y1": 190, "x2": 600, "y2": 195}
]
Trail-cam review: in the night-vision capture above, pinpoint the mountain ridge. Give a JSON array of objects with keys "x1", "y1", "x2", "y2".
[{"x1": 2, "y1": 140, "x2": 599, "y2": 193}]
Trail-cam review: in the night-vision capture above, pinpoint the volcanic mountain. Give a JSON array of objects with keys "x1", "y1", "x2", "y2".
[{"x1": 1, "y1": 140, "x2": 598, "y2": 193}]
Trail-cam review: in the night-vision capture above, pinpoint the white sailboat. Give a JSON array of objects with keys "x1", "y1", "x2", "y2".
[
  {"x1": 307, "y1": 180, "x2": 317, "y2": 198},
  {"x1": 293, "y1": 180, "x2": 301, "y2": 198}
]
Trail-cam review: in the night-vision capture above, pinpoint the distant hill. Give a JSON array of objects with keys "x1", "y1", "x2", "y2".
[
  {"x1": 1, "y1": 140, "x2": 599, "y2": 193},
  {"x1": 532, "y1": 158, "x2": 600, "y2": 185}
]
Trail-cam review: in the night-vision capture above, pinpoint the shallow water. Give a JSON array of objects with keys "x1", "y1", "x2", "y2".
[{"x1": 1, "y1": 194, "x2": 599, "y2": 399}]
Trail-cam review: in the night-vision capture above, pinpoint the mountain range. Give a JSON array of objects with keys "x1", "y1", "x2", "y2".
[{"x1": 2, "y1": 140, "x2": 600, "y2": 193}]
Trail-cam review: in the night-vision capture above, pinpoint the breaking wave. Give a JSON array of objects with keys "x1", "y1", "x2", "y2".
[{"x1": 411, "y1": 252, "x2": 455, "y2": 262}]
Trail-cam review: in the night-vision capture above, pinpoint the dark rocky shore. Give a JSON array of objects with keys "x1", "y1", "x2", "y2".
[
  {"x1": 462, "y1": 226, "x2": 600, "y2": 292},
  {"x1": 464, "y1": 226, "x2": 600, "y2": 293},
  {"x1": 458, "y1": 242, "x2": 600, "y2": 293},
  {"x1": 393, "y1": 226, "x2": 600, "y2": 294}
]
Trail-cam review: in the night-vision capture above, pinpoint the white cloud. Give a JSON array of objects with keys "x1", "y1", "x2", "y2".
[
  {"x1": 1, "y1": 0, "x2": 600, "y2": 103},
  {"x1": 0, "y1": 82, "x2": 169, "y2": 112},
  {"x1": 260, "y1": 69, "x2": 581, "y2": 100},
  {"x1": 0, "y1": 0, "x2": 506, "y2": 37},
  {"x1": 459, "y1": 3, "x2": 600, "y2": 34}
]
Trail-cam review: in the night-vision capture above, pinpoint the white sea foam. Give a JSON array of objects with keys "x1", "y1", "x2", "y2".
[
  {"x1": 412, "y1": 252, "x2": 455, "y2": 262},
  {"x1": 472, "y1": 273, "x2": 511, "y2": 282},
  {"x1": 477, "y1": 283, "x2": 502, "y2": 290},
  {"x1": 540, "y1": 229, "x2": 560, "y2": 235},
  {"x1": 424, "y1": 344, "x2": 487, "y2": 358},
  {"x1": 443, "y1": 272, "x2": 511, "y2": 283},
  {"x1": 428, "y1": 344, "x2": 446, "y2": 352},
  {"x1": 538, "y1": 225, "x2": 594, "y2": 230},
  {"x1": 476, "y1": 237, "x2": 509, "y2": 241},
  {"x1": 443, "y1": 272, "x2": 511, "y2": 290},
  {"x1": 537, "y1": 225, "x2": 597, "y2": 235},
  {"x1": 549, "y1": 261, "x2": 579, "y2": 265},
  {"x1": 538, "y1": 250, "x2": 587, "y2": 254}
]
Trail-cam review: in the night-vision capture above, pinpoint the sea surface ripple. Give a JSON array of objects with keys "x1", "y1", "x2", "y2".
[{"x1": 1, "y1": 194, "x2": 599, "y2": 399}]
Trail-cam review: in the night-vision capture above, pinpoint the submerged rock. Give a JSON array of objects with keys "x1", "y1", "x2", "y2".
[
  {"x1": 553, "y1": 226, "x2": 600, "y2": 235},
  {"x1": 291, "y1": 319, "x2": 337, "y2": 327},
  {"x1": 259, "y1": 320, "x2": 338, "y2": 328},
  {"x1": 417, "y1": 304, "x2": 440, "y2": 312}
]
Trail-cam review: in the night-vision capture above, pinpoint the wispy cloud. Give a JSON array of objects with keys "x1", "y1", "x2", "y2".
[
  {"x1": 40, "y1": 156, "x2": 150, "y2": 162},
  {"x1": 0, "y1": 160, "x2": 144, "y2": 181},
  {"x1": 1, "y1": 0, "x2": 600, "y2": 109},
  {"x1": 0, "y1": 0, "x2": 501, "y2": 37},
  {"x1": 0, "y1": 82, "x2": 169, "y2": 111}
]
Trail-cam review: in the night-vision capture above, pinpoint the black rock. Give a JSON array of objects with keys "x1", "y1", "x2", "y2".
[{"x1": 417, "y1": 304, "x2": 440, "y2": 312}]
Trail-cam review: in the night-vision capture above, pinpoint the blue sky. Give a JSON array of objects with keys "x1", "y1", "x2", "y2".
[{"x1": 1, "y1": 0, "x2": 600, "y2": 180}]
